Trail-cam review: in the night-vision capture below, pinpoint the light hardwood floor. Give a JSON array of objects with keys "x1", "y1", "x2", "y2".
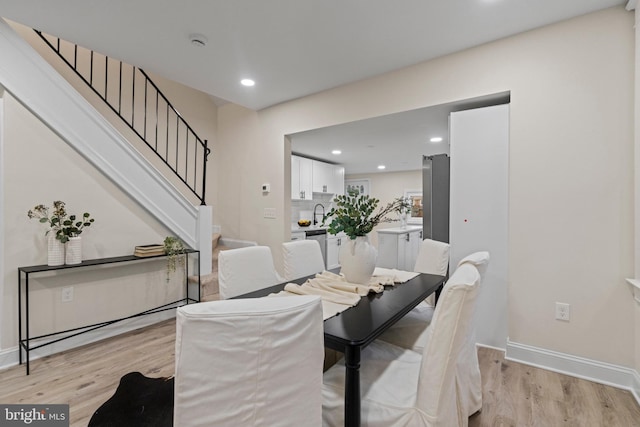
[{"x1": 1, "y1": 318, "x2": 639, "y2": 427}]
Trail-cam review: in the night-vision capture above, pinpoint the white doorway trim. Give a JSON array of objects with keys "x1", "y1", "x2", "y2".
[{"x1": 0, "y1": 93, "x2": 5, "y2": 346}]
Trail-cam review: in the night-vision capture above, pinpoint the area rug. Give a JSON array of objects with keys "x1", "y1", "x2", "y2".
[{"x1": 88, "y1": 371, "x2": 174, "y2": 427}]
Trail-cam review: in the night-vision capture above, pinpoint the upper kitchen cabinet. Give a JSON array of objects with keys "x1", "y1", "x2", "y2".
[
  {"x1": 292, "y1": 155, "x2": 313, "y2": 200},
  {"x1": 312, "y1": 160, "x2": 345, "y2": 195}
]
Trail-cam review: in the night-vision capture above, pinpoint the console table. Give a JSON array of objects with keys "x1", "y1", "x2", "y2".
[{"x1": 18, "y1": 250, "x2": 200, "y2": 374}]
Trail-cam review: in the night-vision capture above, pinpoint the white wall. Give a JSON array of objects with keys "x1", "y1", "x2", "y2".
[
  {"x1": 0, "y1": 91, "x2": 184, "y2": 356},
  {"x1": 216, "y1": 7, "x2": 635, "y2": 368}
]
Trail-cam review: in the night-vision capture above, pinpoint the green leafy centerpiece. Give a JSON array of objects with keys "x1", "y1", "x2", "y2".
[
  {"x1": 324, "y1": 190, "x2": 403, "y2": 239},
  {"x1": 324, "y1": 190, "x2": 404, "y2": 283}
]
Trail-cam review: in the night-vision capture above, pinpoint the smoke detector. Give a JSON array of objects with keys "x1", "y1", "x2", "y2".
[{"x1": 189, "y1": 34, "x2": 208, "y2": 47}]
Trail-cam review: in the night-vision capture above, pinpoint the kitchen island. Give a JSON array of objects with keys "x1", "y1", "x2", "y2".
[{"x1": 376, "y1": 226, "x2": 423, "y2": 270}]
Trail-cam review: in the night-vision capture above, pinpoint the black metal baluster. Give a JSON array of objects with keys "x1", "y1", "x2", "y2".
[
  {"x1": 90, "y1": 50, "x2": 94, "y2": 86},
  {"x1": 144, "y1": 77, "x2": 148, "y2": 140},
  {"x1": 104, "y1": 56, "x2": 108, "y2": 101},
  {"x1": 185, "y1": 128, "x2": 190, "y2": 187},
  {"x1": 118, "y1": 62, "x2": 122, "y2": 114},
  {"x1": 175, "y1": 119, "x2": 180, "y2": 174},
  {"x1": 165, "y1": 102, "x2": 169, "y2": 160},
  {"x1": 155, "y1": 91, "x2": 159, "y2": 151},
  {"x1": 131, "y1": 67, "x2": 135, "y2": 129},
  {"x1": 201, "y1": 140, "x2": 208, "y2": 205}
]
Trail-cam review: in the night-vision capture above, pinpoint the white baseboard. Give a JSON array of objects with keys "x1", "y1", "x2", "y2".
[
  {"x1": 0, "y1": 310, "x2": 175, "y2": 372},
  {"x1": 219, "y1": 237, "x2": 258, "y2": 249},
  {"x1": 506, "y1": 339, "x2": 640, "y2": 406},
  {"x1": 476, "y1": 342, "x2": 506, "y2": 353}
]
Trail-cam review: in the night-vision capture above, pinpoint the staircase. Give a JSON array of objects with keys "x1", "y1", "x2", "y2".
[
  {"x1": 189, "y1": 234, "x2": 258, "y2": 301},
  {"x1": 34, "y1": 30, "x2": 210, "y2": 206},
  {"x1": 0, "y1": 18, "x2": 212, "y2": 272}
]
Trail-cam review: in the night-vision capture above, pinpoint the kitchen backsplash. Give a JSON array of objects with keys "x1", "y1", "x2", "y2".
[{"x1": 291, "y1": 193, "x2": 336, "y2": 224}]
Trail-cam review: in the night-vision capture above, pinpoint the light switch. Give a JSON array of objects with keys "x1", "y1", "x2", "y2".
[{"x1": 264, "y1": 208, "x2": 276, "y2": 219}]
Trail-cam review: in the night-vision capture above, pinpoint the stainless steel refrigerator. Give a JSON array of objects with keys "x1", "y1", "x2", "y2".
[{"x1": 422, "y1": 154, "x2": 450, "y2": 243}]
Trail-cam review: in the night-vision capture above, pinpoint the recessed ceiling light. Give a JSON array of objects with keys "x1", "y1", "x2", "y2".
[
  {"x1": 430, "y1": 137, "x2": 443, "y2": 143},
  {"x1": 377, "y1": 165, "x2": 386, "y2": 170},
  {"x1": 240, "y1": 79, "x2": 255, "y2": 87},
  {"x1": 331, "y1": 150, "x2": 342, "y2": 155}
]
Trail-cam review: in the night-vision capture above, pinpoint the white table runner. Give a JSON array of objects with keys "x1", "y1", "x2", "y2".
[{"x1": 270, "y1": 269, "x2": 419, "y2": 320}]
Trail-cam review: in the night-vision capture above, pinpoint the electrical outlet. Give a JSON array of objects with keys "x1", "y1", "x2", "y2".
[
  {"x1": 555, "y1": 302, "x2": 570, "y2": 321},
  {"x1": 61, "y1": 286, "x2": 74, "y2": 303},
  {"x1": 263, "y1": 208, "x2": 276, "y2": 219}
]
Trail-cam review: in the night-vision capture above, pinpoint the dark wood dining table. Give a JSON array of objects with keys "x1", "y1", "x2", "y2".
[{"x1": 236, "y1": 269, "x2": 446, "y2": 427}]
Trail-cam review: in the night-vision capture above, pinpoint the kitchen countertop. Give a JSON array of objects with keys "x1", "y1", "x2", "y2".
[
  {"x1": 291, "y1": 224, "x2": 328, "y2": 232},
  {"x1": 376, "y1": 225, "x2": 422, "y2": 234}
]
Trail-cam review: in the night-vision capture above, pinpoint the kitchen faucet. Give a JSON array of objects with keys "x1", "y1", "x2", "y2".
[{"x1": 313, "y1": 203, "x2": 325, "y2": 225}]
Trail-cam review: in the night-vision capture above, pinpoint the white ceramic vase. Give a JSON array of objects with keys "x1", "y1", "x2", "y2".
[
  {"x1": 339, "y1": 235, "x2": 377, "y2": 284},
  {"x1": 47, "y1": 233, "x2": 65, "y2": 266},
  {"x1": 65, "y1": 236, "x2": 82, "y2": 265}
]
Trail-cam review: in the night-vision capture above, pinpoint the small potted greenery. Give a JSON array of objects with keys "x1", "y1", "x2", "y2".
[
  {"x1": 164, "y1": 236, "x2": 186, "y2": 282},
  {"x1": 28, "y1": 201, "x2": 95, "y2": 265},
  {"x1": 27, "y1": 201, "x2": 67, "y2": 242},
  {"x1": 27, "y1": 201, "x2": 95, "y2": 242},
  {"x1": 60, "y1": 212, "x2": 95, "y2": 243}
]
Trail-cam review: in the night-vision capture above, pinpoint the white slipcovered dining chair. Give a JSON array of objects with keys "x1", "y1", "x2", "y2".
[
  {"x1": 415, "y1": 238, "x2": 451, "y2": 279},
  {"x1": 218, "y1": 246, "x2": 283, "y2": 299},
  {"x1": 377, "y1": 238, "x2": 450, "y2": 351},
  {"x1": 174, "y1": 295, "x2": 324, "y2": 427},
  {"x1": 282, "y1": 239, "x2": 326, "y2": 281},
  {"x1": 415, "y1": 238, "x2": 451, "y2": 307},
  {"x1": 378, "y1": 250, "x2": 490, "y2": 419},
  {"x1": 322, "y1": 262, "x2": 481, "y2": 427},
  {"x1": 453, "y1": 251, "x2": 490, "y2": 417}
]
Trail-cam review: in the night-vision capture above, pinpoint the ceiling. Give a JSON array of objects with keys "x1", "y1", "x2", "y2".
[
  {"x1": 0, "y1": 0, "x2": 627, "y2": 111},
  {"x1": 289, "y1": 92, "x2": 510, "y2": 174},
  {"x1": 0, "y1": 0, "x2": 629, "y2": 175}
]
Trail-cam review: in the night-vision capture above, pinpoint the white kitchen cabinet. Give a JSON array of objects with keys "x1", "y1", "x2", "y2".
[
  {"x1": 291, "y1": 155, "x2": 313, "y2": 200},
  {"x1": 332, "y1": 165, "x2": 345, "y2": 195},
  {"x1": 326, "y1": 233, "x2": 346, "y2": 270},
  {"x1": 376, "y1": 226, "x2": 423, "y2": 271},
  {"x1": 312, "y1": 160, "x2": 344, "y2": 195}
]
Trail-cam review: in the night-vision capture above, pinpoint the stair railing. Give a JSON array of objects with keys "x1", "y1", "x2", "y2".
[{"x1": 34, "y1": 30, "x2": 210, "y2": 205}]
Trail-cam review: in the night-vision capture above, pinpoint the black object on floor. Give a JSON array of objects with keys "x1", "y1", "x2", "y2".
[{"x1": 88, "y1": 372, "x2": 174, "y2": 427}]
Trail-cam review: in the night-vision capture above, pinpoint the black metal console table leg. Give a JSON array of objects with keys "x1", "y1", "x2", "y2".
[
  {"x1": 17, "y1": 250, "x2": 200, "y2": 375},
  {"x1": 18, "y1": 270, "x2": 22, "y2": 366}
]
